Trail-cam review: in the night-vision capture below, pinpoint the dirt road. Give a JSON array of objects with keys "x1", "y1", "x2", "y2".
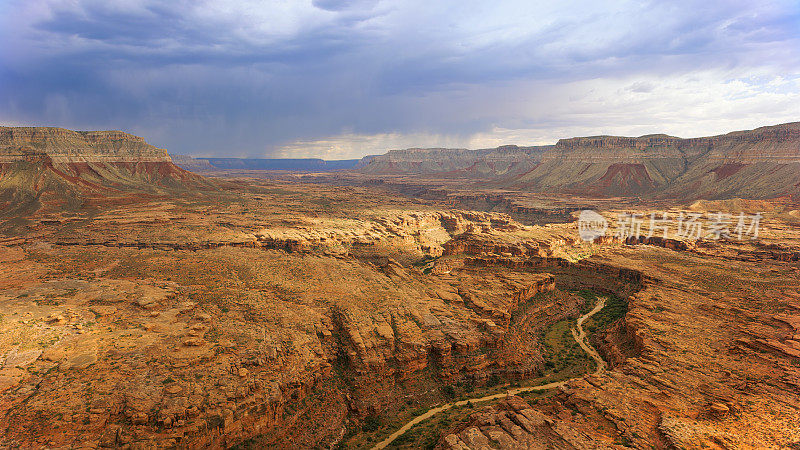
[{"x1": 372, "y1": 296, "x2": 608, "y2": 449}]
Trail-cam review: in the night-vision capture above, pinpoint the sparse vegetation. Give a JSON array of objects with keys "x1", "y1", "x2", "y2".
[
  {"x1": 1, "y1": 126, "x2": 794, "y2": 450},
  {"x1": 583, "y1": 293, "x2": 628, "y2": 336},
  {"x1": 541, "y1": 318, "x2": 592, "y2": 376}
]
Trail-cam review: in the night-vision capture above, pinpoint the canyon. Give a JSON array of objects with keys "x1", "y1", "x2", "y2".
[
  {"x1": 354, "y1": 122, "x2": 800, "y2": 199},
  {"x1": 0, "y1": 126, "x2": 799, "y2": 449}
]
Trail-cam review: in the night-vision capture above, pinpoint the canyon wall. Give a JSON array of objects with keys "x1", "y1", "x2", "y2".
[
  {"x1": 0, "y1": 127, "x2": 171, "y2": 162},
  {"x1": 0, "y1": 127, "x2": 209, "y2": 218},
  {"x1": 355, "y1": 122, "x2": 800, "y2": 199},
  {"x1": 356, "y1": 145, "x2": 551, "y2": 176}
]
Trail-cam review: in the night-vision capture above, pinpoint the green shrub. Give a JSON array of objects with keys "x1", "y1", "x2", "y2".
[
  {"x1": 440, "y1": 385, "x2": 456, "y2": 399},
  {"x1": 362, "y1": 415, "x2": 381, "y2": 432}
]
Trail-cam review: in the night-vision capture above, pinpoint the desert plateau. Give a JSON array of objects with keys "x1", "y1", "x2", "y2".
[
  {"x1": 2, "y1": 1, "x2": 800, "y2": 448},
  {"x1": 0, "y1": 123, "x2": 799, "y2": 449}
]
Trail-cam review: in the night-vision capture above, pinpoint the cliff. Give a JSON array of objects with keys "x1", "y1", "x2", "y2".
[
  {"x1": 170, "y1": 154, "x2": 216, "y2": 172},
  {"x1": 357, "y1": 145, "x2": 551, "y2": 176},
  {"x1": 356, "y1": 122, "x2": 800, "y2": 199},
  {"x1": 547, "y1": 122, "x2": 800, "y2": 163},
  {"x1": 0, "y1": 127, "x2": 210, "y2": 219},
  {"x1": 0, "y1": 127, "x2": 171, "y2": 162}
]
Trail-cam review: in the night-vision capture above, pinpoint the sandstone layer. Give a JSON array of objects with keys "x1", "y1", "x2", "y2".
[
  {"x1": 1, "y1": 125, "x2": 799, "y2": 449},
  {"x1": 0, "y1": 127, "x2": 210, "y2": 220},
  {"x1": 0, "y1": 127, "x2": 171, "y2": 162},
  {"x1": 353, "y1": 122, "x2": 800, "y2": 199}
]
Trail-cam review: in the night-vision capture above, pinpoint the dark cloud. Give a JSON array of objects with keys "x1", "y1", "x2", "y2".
[{"x1": 0, "y1": 0, "x2": 799, "y2": 157}]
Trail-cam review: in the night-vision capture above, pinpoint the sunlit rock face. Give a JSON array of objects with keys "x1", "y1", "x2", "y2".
[
  {"x1": 0, "y1": 127, "x2": 212, "y2": 219},
  {"x1": 1, "y1": 124, "x2": 799, "y2": 448},
  {"x1": 0, "y1": 127, "x2": 171, "y2": 162},
  {"x1": 356, "y1": 122, "x2": 800, "y2": 199}
]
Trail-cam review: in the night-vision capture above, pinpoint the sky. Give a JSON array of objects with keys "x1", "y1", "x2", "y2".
[{"x1": 1, "y1": 0, "x2": 799, "y2": 159}]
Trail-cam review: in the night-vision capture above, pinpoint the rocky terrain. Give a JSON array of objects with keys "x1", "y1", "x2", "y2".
[
  {"x1": 354, "y1": 122, "x2": 800, "y2": 199},
  {"x1": 0, "y1": 127, "x2": 209, "y2": 222},
  {"x1": 434, "y1": 238, "x2": 800, "y2": 448},
  {"x1": 355, "y1": 146, "x2": 550, "y2": 177},
  {"x1": 0, "y1": 180, "x2": 614, "y2": 449},
  {"x1": 0, "y1": 126, "x2": 798, "y2": 449},
  {"x1": 0, "y1": 127, "x2": 172, "y2": 162}
]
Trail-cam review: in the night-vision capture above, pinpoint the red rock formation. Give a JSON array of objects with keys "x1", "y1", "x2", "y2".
[
  {"x1": 355, "y1": 122, "x2": 800, "y2": 199},
  {"x1": 0, "y1": 127, "x2": 213, "y2": 218}
]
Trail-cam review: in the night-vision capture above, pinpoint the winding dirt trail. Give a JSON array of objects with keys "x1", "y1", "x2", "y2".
[
  {"x1": 572, "y1": 296, "x2": 607, "y2": 373},
  {"x1": 371, "y1": 297, "x2": 608, "y2": 450}
]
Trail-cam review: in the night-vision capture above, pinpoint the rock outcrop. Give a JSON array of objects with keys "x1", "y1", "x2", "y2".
[
  {"x1": 170, "y1": 155, "x2": 216, "y2": 172},
  {"x1": 0, "y1": 127, "x2": 171, "y2": 162},
  {"x1": 355, "y1": 122, "x2": 800, "y2": 199},
  {"x1": 0, "y1": 127, "x2": 211, "y2": 219},
  {"x1": 2, "y1": 133, "x2": 799, "y2": 448},
  {"x1": 356, "y1": 145, "x2": 551, "y2": 176}
]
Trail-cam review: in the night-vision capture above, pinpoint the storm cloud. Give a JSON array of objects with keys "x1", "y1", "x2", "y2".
[{"x1": 1, "y1": 0, "x2": 799, "y2": 158}]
